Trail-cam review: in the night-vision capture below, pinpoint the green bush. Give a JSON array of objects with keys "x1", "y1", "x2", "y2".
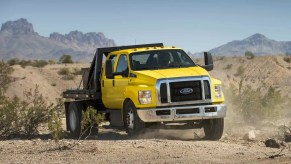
[
  {"x1": 48, "y1": 60, "x2": 56, "y2": 65},
  {"x1": 20, "y1": 86, "x2": 53, "y2": 136},
  {"x1": 0, "y1": 96, "x2": 23, "y2": 139},
  {"x1": 80, "y1": 107, "x2": 105, "y2": 138},
  {"x1": 6, "y1": 59, "x2": 50, "y2": 68},
  {"x1": 0, "y1": 61, "x2": 14, "y2": 92},
  {"x1": 72, "y1": 68, "x2": 82, "y2": 75},
  {"x1": 32, "y1": 60, "x2": 48, "y2": 68},
  {"x1": 229, "y1": 80, "x2": 285, "y2": 124},
  {"x1": 58, "y1": 68, "x2": 70, "y2": 75},
  {"x1": 283, "y1": 56, "x2": 291, "y2": 63},
  {"x1": 48, "y1": 99, "x2": 65, "y2": 142},
  {"x1": 18, "y1": 60, "x2": 32, "y2": 68},
  {"x1": 245, "y1": 51, "x2": 255, "y2": 59},
  {"x1": 7, "y1": 58, "x2": 19, "y2": 66},
  {"x1": 59, "y1": 55, "x2": 73, "y2": 64},
  {"x1": 0, "y1": 86, "x2": 57, "y2": 139}
]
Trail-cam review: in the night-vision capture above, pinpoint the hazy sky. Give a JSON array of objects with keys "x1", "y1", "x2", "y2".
[{"x1": 1, "y1": 0, "x2": 291, "y2": 52}]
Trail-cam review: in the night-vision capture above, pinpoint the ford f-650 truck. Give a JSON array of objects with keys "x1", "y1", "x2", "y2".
[{"x1": 63, "y1": 43, "x2": 226, "y2": 140}]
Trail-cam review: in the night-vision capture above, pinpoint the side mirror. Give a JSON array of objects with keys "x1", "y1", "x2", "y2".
[
  {"x1": 105, "y1": 60, "x2": 114, "y2": 79},
  {"x1": 201, "y1": 52, "x2": 214, "y2": 71}
]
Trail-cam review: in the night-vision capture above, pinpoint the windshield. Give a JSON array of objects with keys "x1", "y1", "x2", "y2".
[{"x1": 130, "y1": 49, "x2": 195, "y2": 70}]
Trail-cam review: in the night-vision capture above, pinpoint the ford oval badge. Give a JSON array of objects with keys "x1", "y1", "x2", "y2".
[{"x1": 180, "y1": 88, "x2": 193, "y2": 94}]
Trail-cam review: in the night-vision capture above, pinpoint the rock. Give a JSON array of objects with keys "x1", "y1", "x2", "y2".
[
  {"x1": 284, "y1": 134, "x2": 291, "y2": 142},
  {"x1": 265, "y1": 139, "x2": 281, "y2": 148},
  {"x1": 243, "y1": 130, "x2": 256, "y2": 141}
]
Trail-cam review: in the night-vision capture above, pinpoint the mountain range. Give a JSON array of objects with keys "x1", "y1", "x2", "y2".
[
  {"x1": 0, "y1": 18, "x2": 290, "y2": 61},
  {"x1": 208, "y1": 33, "x2": 291, "y2": 56},
  {"x1": 0, "y1": 18, "x2": 115, "y2": 61}
]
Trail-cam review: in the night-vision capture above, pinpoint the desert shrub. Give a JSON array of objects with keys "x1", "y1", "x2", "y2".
[
  {"x1": 80, "y1": 107, "x2": 105, "y2": 138},
  {"x1": 32, "y1": 60, "x2": 48, "y2": 68},
  {"x1": 58, "y1": 68, "x2": 77, "y2": 80},
  {"x1": 234, "y1": 65, "x2": 245, "y2": 76},
  {"x1": 62, "y1": 74, "x2": 75, "y2": 80},
  {"x1": 58, "y1": 68, "x2": 70, "y2": 75},
  {"x1": 48, "y1": 99, "x2": 65, "y2": 142},
  {"x1": 59, "y1": 55, "x2": 73, "y2": 64},
  {"x1": 229, "y1": 80, "x2": 285, "y2": 124},
  {"x1": 7, "y1": 59, "x2": 51, "y2": 68},
  {"x1": 0, "y1": 85, "x2": 58, "y2": 139},
  {"x1": 48, "y1": 60, "x2": 56, "y2": 65},
  {"x1": 283, "y1": 56, "x2": 291, "y2": 63},
  {"x1": 7, "y1": 58, "x2": 19, "y2": 66},
  {"x1": 72, "y1": 68, "x2": 82, "y2": 75},
  {"x1": 51, "y1": 83, "x2": 56, "y2": 86},
  {"x1": 18, "y1": 60, "x2": 32, "y2": 68},
  {"x1": 20, "y1": 86, "x2": 53, "y2": 136},
  {"x1": 0, "y1": 61, "x2": 14, "y2": 92},
  {"x1": 223, "y1": 64, "x2": 232, "y2": 70},
  {"x1": 0, "y1": 96, "x2": 23, "y2": 139},
  {"x1": 245, "y1": 51, "x2": 255, "y2": 59}
]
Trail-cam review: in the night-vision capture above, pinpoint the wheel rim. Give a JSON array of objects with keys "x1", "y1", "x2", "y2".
[
  {"x1": 69, "y1": 109, "x2": 77, "y2": 131},
  {"x1": 127, "y1": 108, "x2": 134, "y2": 130}
]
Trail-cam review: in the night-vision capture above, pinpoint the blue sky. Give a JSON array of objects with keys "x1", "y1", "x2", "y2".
[{"x1": 1, "y1": 0, "x2": 291, "y2": 52}]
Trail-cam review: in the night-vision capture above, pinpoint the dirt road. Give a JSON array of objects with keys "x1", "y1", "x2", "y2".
[{"x1": 0, "y1": 128, "x2": 290, "y2": 164}]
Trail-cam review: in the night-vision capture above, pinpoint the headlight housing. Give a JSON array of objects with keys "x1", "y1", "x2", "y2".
[
  {"x1": 138, "y1": 90, "x2": 152, "y2": 104},
  {"x1": 215, "y1": 85, "x2": 223, "y2": 98}
]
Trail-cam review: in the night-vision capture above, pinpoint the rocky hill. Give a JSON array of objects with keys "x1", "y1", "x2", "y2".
[
  {"x1": 209, "y1": 33, "x2": 291, "y2": 56},
  {"x1": 0, "y1": 18, "x2": 116, "y2": 61}
]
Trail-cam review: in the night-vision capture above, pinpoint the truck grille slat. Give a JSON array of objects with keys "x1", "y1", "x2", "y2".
[{"x1": 160, "y1": 83, "x2": 168, "y2": 103}]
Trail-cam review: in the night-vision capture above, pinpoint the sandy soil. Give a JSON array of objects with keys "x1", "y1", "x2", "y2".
[{"x1": 0, "y1": 128, "x2": 290, "y2": 164}]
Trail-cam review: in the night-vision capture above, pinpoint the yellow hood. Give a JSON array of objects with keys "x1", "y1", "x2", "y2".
[{"x1": 134, "y1": 66, "x2": 209, "y2": 79}]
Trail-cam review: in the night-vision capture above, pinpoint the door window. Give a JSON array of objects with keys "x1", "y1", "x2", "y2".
[{"x1": 116, "y1": 54, "x2": 128, "y2": 73}]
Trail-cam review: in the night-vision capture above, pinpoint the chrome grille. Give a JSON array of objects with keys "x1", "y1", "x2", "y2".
[{"x1": 156, "y1": 76, "x2": 212, "y2": 106}]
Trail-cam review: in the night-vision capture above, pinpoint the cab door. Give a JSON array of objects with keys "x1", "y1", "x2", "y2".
[
  {"x1": 112, "y1": 54, "x2": 129, "y2": 109},
  {"x1": 102, "y1": 54, "x2": 117, "y2": 108}
]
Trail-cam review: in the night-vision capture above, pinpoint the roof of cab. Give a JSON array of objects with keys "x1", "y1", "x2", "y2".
[{"x1": 108, "y1": 46, "x2": 181, "y2": 55}]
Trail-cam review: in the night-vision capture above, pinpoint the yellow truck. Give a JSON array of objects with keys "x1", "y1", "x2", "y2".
[{"x1": 63, "y1": 43, "x2": 226, "y2": 140}]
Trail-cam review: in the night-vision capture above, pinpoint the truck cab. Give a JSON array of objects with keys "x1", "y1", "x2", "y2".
[{"x1": 63, "y1": 43, "x2": 226, "y2": 140}]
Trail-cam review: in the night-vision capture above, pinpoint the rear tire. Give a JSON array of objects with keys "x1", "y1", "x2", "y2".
[
  {"x1": 123, "y1": 100, "x2": 145, "y2": 136},
  {"x1": 68, "y1": 102, "x2": 84, "y2": 138},
  {"x1": 203, "y1": 118, "x2": 224, "y2": 140}
]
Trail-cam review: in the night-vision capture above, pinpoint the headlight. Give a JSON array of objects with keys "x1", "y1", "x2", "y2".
[
  {"x1": 138, "y1": 90, "x2": 152, "y2": 104},
  {"x1": 215, "y1": 85, "x2": 222, "y2": 98}
]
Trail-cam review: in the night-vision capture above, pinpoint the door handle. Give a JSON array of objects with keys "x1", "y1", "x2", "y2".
[{"x1": 112, "y1": 80, "x2": 115, "y2": 87}]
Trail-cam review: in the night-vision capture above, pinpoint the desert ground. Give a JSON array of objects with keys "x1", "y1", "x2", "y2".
[
  {"x1": 0, "y1": 129, "x2": 291, "y2": 164},
  {"x1": 1, "y1": 56, "x2": 291, "y2": 163}
]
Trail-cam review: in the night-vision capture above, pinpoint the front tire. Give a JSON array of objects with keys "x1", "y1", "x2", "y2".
[
  {"x1": 123, "y1": 100, "x2": 145, "y2": 136},
  {"x1": 203, "y1": 118, "x2": 224, "y2": 140},
  {"x1": 68, "y1": 102, "x2": 84, "y2": 138}
]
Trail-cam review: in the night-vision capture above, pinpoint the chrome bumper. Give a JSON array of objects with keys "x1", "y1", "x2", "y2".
[{"x1": 136, "y1": 104, "x2": 226, "y2": 122}]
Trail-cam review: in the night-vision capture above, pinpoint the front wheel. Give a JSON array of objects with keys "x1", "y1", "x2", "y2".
[
  {"x1": 123, "y1": 100, "x2": 145, "y2": 136},
  {"x1": 203, "y1": 118, "x2": 224, "y2": 140}
]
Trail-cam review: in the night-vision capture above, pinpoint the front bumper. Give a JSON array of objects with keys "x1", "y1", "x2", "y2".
[{"x1": 136, "y1": 104, "x2": 226, "y2": 122}]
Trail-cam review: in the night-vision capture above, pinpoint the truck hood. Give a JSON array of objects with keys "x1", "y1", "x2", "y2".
[{"x1": 134, "y1": 66, "x2": 209, "y2": 79}]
